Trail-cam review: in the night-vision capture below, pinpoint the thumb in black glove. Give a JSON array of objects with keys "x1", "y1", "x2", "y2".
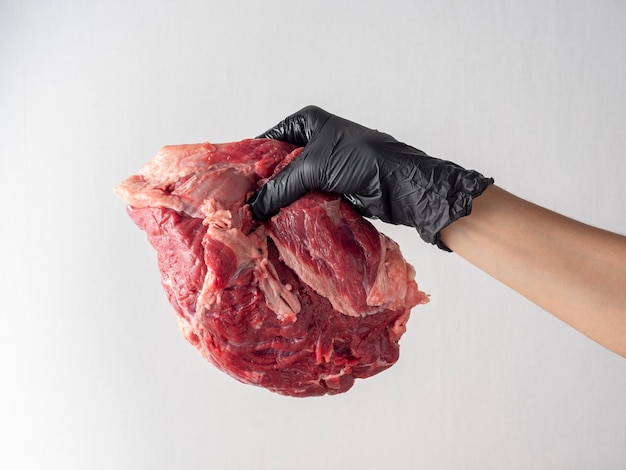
[{"x1": 248, "y1": 105, "x2": 493, "y2": 251}]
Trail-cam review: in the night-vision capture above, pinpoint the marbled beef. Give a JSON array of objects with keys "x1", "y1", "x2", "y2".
[{"x1": 114, "y1": 138, "x2": 428, "y2": 397}]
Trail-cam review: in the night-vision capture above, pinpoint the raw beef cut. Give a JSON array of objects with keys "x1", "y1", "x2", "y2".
[{"x1": 114, "y1": 138, "x2": 428, "y2": 397}]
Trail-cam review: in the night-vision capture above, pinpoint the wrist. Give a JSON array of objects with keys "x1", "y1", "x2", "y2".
[{"x1": 411, "y1": 161, "x2": 494, "y2": 251}]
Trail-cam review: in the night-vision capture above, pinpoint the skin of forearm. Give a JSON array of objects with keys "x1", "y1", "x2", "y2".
[{"x1": 440, "y1": 185, "x2": 626, "y2": 357}]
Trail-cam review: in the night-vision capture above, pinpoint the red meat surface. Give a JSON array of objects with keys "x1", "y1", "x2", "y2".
[{"x1": 114, "y1": 139, "x2": 428, "y2": 397}]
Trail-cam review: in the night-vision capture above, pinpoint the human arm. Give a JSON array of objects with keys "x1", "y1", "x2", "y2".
[
  {"x1": 249, "y1": 105, "x2": 626, "y2": 357},
  {"x1": 440, "y1": 184, "x2": 626, "y2": 357}
]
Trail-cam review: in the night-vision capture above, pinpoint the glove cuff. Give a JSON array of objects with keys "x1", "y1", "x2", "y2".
[
  {"x1": 403, "y1": 161, "x2": 493, "y2": 251},
  {"x1": 431, "y1": 175, "x2": 494, "y2": 251}
]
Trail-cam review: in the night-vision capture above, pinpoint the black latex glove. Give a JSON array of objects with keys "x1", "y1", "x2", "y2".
[{"x1": 248, "y1": 105, "x2": 493, "y2": 251}]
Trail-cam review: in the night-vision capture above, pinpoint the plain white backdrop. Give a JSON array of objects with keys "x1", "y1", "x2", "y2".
[{"x1": 2, "y1": 1, "x2": 625, "y2": 469}]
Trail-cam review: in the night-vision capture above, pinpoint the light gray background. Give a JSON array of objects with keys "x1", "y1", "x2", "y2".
[{"x1": 2, "y1": 1, "x2": 625, "y2": 469}]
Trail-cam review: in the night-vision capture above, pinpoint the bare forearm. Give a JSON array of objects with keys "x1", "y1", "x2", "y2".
[{"x1": 440, "y1": 185, "x2": 626, "y2": 357}]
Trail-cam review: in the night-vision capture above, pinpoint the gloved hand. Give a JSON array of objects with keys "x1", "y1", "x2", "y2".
[{"x1": 248, "y1": 105, "x2": 493, "y2": 251}]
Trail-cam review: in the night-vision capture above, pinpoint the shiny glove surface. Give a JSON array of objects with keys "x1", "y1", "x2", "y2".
[{"x1": 248, "y1": 105, "x2": 493, "y2": 251}]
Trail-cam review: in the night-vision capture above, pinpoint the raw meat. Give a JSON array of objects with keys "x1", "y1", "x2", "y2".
[{"x1": 114, "y1": 138, "x2": 428, "y2": 397}]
